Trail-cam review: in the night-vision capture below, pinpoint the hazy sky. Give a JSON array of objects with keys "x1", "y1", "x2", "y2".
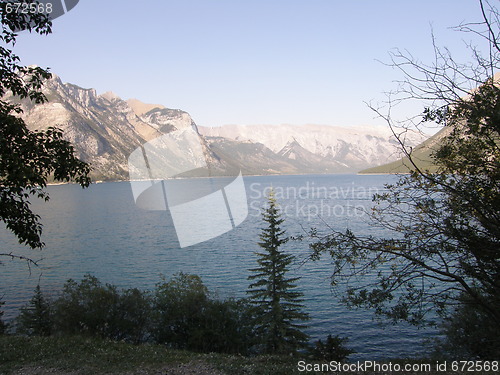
[{"x1": 13, "y1": 0, "x2": 489, "y2": 128}]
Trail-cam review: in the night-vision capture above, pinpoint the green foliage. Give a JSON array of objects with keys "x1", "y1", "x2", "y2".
[
  {"x1": 153, "y1": 272, "x2": 254, "y2": 354},
  {"x1": 16, "y1": 285, "x2": 52, "y2": 336},
  {"x1": 52, "y1": 275, "x2": 151, "y2": 343},
  {"x1": 354, "y1": 80, "x2": 500, "y2": 328},
  {"x1": 309, "y1": 334, "x2": 354, "y2": 362},
  {"x1": 11, "y1": 274, "x2": 257, "y2": 353},
  {"x1": 247, "y1": 190, "x2": 309, "y2": 354},
  {"x1": 435, "y1": 294, "x2": 500, "y2": 360},
  {"x1": 308, "y1": 1, "x2": 500, "y2": 359},
  {"x1": 203, "y1": 298, "x2": 255, "y2": 354},
  {"x1": 115, "y1": 287, "x2": 152, "y2": 343},
  {"x1": 153, "y1": 273, "x2": 208, "y2": 348},
  {"x1": 0, "y1": 1, "x2": 91, "y2": 255},
  {"x1": 310, "y1": 89, "x2": 500, "y2": 340},
  {"x1": 0, "y1": 298, "x2": 6, "y2": 335}
]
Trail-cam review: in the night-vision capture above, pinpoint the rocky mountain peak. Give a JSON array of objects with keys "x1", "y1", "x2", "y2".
[
  {"x1": 15, "y1": 76, "x2": 202, "y2": 180},
  {"x1": 140, "y1": 107, "x2": 197, "y2": 133},
  {"x1": 100, "y1": 91, "x2": 121, "y2": 102}
]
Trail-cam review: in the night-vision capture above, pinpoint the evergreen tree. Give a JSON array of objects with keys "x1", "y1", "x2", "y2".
[
  {"x1": 247, "y1": 189, "x2": 309, "y2": 354},
  {"x1": 17, "y1": 285, "x2": 52, "y2": 336}
]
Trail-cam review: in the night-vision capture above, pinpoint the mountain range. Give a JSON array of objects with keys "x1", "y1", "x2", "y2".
[
  {"x1": 10, "y1": 74, "x2": 429, "y2": 180},
  {"x1": 199, "y1": 124, "x2": 426, "y2": 174}
]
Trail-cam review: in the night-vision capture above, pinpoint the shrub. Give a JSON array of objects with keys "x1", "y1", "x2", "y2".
[
  {"x1": 114, "y1": 287, "x2": 152, "y2": 343},
  {"x1": 186, "y1": 297, "x2": 255, "y2": 354},
  {"x1": 435, "y1": 297, "x2": 500, "y2": 360},
  {"x1": 153, "y1": 272, "x2": 254, "y2": 354},
  {"x1": 0, "y1": 298, "x2": 6, "y2": 335},
  {"x1": 309, "y1": 334, "x2": 354, "y2": 362},
  {"x1": 52, "y1": 274, "x2": 151, "y2": 343},
  {"x1": 11, "y1": 273, "x2": 260, "y2": 354},
  {"x1": 153, "y1": 273, "x2": 208, "y2": 348}
]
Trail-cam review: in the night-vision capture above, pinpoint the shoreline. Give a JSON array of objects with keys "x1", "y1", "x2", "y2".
[
  {"x1": 357, "y1": 172, "x2": 388, "y2": 176},
  {"x1": 48, "y1": 172, "x2": 385, "y2": 186}
]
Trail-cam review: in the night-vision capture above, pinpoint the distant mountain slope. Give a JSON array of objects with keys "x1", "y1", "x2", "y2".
[
  {"x1": 10, "y1": 75, "x2": 198, "y2": 180},
  {"x1": 9, "y1": 74, "x2": 430, "y2": 180},
  {"x1": 204, "y1": 136, "x2": 351, "y2": 175},
  {"x1": 358, "y1": 127, "x2": 449, "y2": 174},
  {"x1": 199, "y1": 124, "x2": 428, "y2": 173}
]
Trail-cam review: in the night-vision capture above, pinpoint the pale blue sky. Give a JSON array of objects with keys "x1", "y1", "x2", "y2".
[{"x1": 14, "y1": 0, "x2": 488, "y2": 128}]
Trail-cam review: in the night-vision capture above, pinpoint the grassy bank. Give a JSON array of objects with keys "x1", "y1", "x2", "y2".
[
  {"x1": 0, "y1": 335, "x2": 307, "y2": 375},
  {"x1": 2, "y1": 335, "x2": 495, "y2": 375}
]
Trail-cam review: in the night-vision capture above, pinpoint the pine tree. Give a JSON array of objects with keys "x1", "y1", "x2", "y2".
[
  {"x1": 247, "y1": 189, "x2": 309, "y2": 354},
  {"x1": 17, "y1": 285, "x2": 52, "y2": 336}
]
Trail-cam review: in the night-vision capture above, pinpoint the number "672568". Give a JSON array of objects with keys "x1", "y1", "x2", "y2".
[{"x1": 5, "y1": 2, "x2": 53, "y2": 14}]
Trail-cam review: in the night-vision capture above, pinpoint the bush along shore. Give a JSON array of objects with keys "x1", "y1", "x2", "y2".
[
  {"x1": 1, "y1": 274, "x2": 499, "y2": 374},
  {"x1": 0, "y1": 273, "x2": 353, "y2": 375}
]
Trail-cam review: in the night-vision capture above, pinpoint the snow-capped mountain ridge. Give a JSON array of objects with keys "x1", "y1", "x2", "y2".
[{"x1": 199, "y1": 124, "x2": 427, "y2": 170}]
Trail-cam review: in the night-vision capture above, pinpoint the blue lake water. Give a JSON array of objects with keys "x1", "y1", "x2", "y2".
[{"x1": 0, "y1": 174, "x2": 438, "y2": 359}]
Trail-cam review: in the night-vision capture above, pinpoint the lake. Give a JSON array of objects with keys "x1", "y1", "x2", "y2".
[{"x1": 0, "y1": 174, "x2": 438, "y2": 359}]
